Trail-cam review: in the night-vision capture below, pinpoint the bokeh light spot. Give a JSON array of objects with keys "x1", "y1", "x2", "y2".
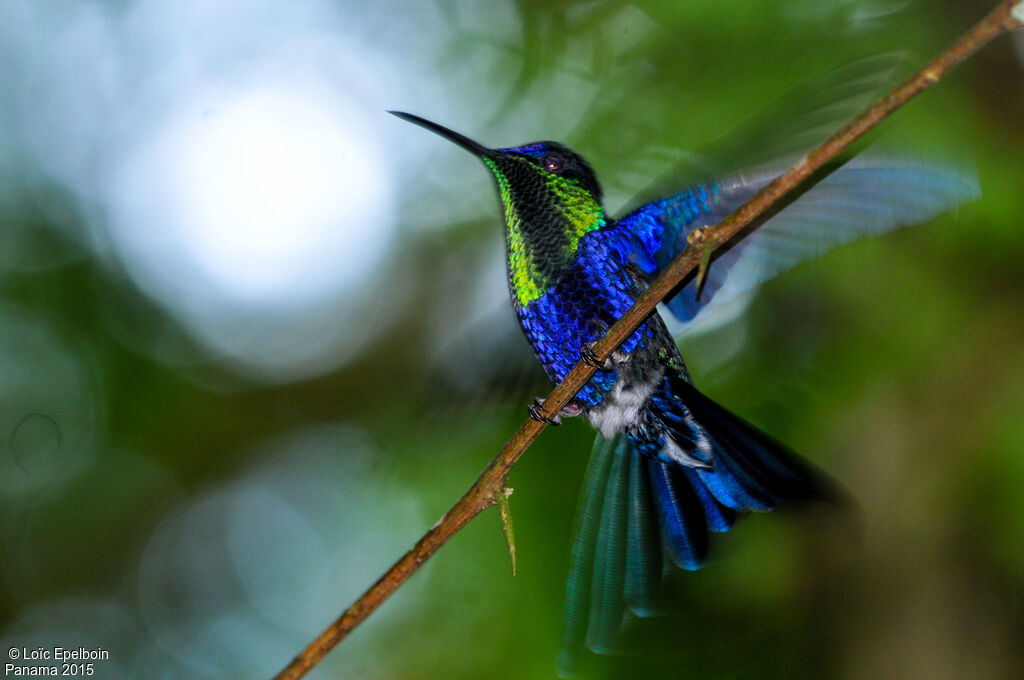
[
  {"x1": 172, "y1": 86, "x2": 390, "y2": 302},
  {"x1": 104, "y1": 74, "x2": 400, "y2": 378}
]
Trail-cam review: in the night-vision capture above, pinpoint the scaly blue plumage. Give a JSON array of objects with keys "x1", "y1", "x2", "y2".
[{"x1": 516, "y1": 227, "x2": 658, "y2": 407}]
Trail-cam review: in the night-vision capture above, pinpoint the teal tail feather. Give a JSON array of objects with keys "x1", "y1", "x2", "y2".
[{"x1": 557, "y1": 378, "x2": 840, "y2": 675}]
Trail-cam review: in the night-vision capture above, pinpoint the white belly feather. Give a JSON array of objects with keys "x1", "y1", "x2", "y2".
[{"x1": 586, "y1": 371, "x2": 660, "y2": 439}]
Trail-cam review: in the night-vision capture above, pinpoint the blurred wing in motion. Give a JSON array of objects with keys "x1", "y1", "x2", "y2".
[
  {"x1": 616, "y1": 157, "x2": 979, "y2": 327},
  {"x1": 623, "y1": 52, "x2": 908, "y2": 209},
  {"x1": 611, "y1": 53, "x2": 978, "y2": 330}
]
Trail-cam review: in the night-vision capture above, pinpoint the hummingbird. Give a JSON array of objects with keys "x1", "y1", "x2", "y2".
[{"x1": 391, "y1": 83, "x2": 976, "y2": 670}]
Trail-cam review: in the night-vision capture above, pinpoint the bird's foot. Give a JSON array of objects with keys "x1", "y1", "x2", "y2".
[
  {"x1": 528, "y1": 398, "x2": 561, "y2": 426},
  {"x1": 528, "y1": 398, "x2": 583, "y2": 426},
  {"x1": 580, "y1": 342, "x2": 628, "y2": 370},
  {"x1": 580, "y1": 343, "x2": 604, "y2": 369}
]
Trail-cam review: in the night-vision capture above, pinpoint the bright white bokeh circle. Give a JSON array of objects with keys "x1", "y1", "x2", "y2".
[
  {"x1": 105, "y1": 73, "x2": 399, "y2": 379},
  {"x1": 112, "y1": 79, "x2": 394, "y2": 307},
  {"x1": 171, "y1": 85, "x2": 389, "y2": 303}
]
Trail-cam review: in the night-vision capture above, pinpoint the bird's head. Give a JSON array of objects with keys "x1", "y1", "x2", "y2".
[{"x1": 391, "y1": 112, "x2": 606, "y2": 304}]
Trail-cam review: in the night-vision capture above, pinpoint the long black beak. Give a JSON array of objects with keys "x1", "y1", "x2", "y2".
[{"x1": 388, "y1": 111, "x2": 491, "y2": 157}]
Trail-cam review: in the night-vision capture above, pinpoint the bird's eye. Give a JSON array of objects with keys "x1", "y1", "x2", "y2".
[{"x1": 542, "y1": 153, "x2": 565, "y2": 172}]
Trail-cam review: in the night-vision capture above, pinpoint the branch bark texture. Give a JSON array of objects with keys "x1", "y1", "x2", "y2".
[{"x1": 273, "y1": 4, "x2": 1022, "y2": 679}]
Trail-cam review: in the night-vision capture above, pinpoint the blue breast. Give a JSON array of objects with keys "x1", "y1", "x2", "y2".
[{"x1": 515, "y1": 228, "x2": 658, "y2": 406}]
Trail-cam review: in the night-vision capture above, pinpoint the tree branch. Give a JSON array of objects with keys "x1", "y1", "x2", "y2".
[{"x1": 273, "y1": 4, "x2": 1022, "y2": 678}]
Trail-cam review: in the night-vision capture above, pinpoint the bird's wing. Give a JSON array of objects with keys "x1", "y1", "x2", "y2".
[
  {"x1": 620, "y1": 52, "x2": 907, "y2": 211},
  {"x1": 609, "y1": 53, "x2": 979, "y2": 329},
  {"x1": 615, "y1": 158, "x2": 979, "y2": 327}
]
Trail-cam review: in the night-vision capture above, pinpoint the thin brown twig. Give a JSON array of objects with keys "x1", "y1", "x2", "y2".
[{"x1": 273, "y1": 4, "x2": 1022, "y2": 678}]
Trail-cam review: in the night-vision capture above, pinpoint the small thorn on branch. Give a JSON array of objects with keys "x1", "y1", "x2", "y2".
[
  {"x1": 687, "y1": 225, "x2": 715, "y2": 301},
  {"x1": 496, "y1": 487, "x2": 517, "y2": 576}
]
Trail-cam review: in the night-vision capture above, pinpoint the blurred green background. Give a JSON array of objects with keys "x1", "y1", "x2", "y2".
[{"x1": 1, "y1": 0, "x2": 1023, "y2": 678}]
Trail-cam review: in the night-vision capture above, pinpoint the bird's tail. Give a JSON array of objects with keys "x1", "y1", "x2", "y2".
[{"x1": 558, "y1": 371, "x2": 839, "y2": 675}]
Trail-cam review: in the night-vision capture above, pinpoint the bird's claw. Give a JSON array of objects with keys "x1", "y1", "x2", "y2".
[
  {"x1": 580, "y1": 342, "x2": 605, "y2": 369},
  {"x1": 528, "y1": 398, "x2": 583, "y2": 426},
  {"x1": 529, "y1": 398, "x2": 561, "y2": 426},
  {"x1": 581, "y1": 342, "x2": 627, "y2": 370}
]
